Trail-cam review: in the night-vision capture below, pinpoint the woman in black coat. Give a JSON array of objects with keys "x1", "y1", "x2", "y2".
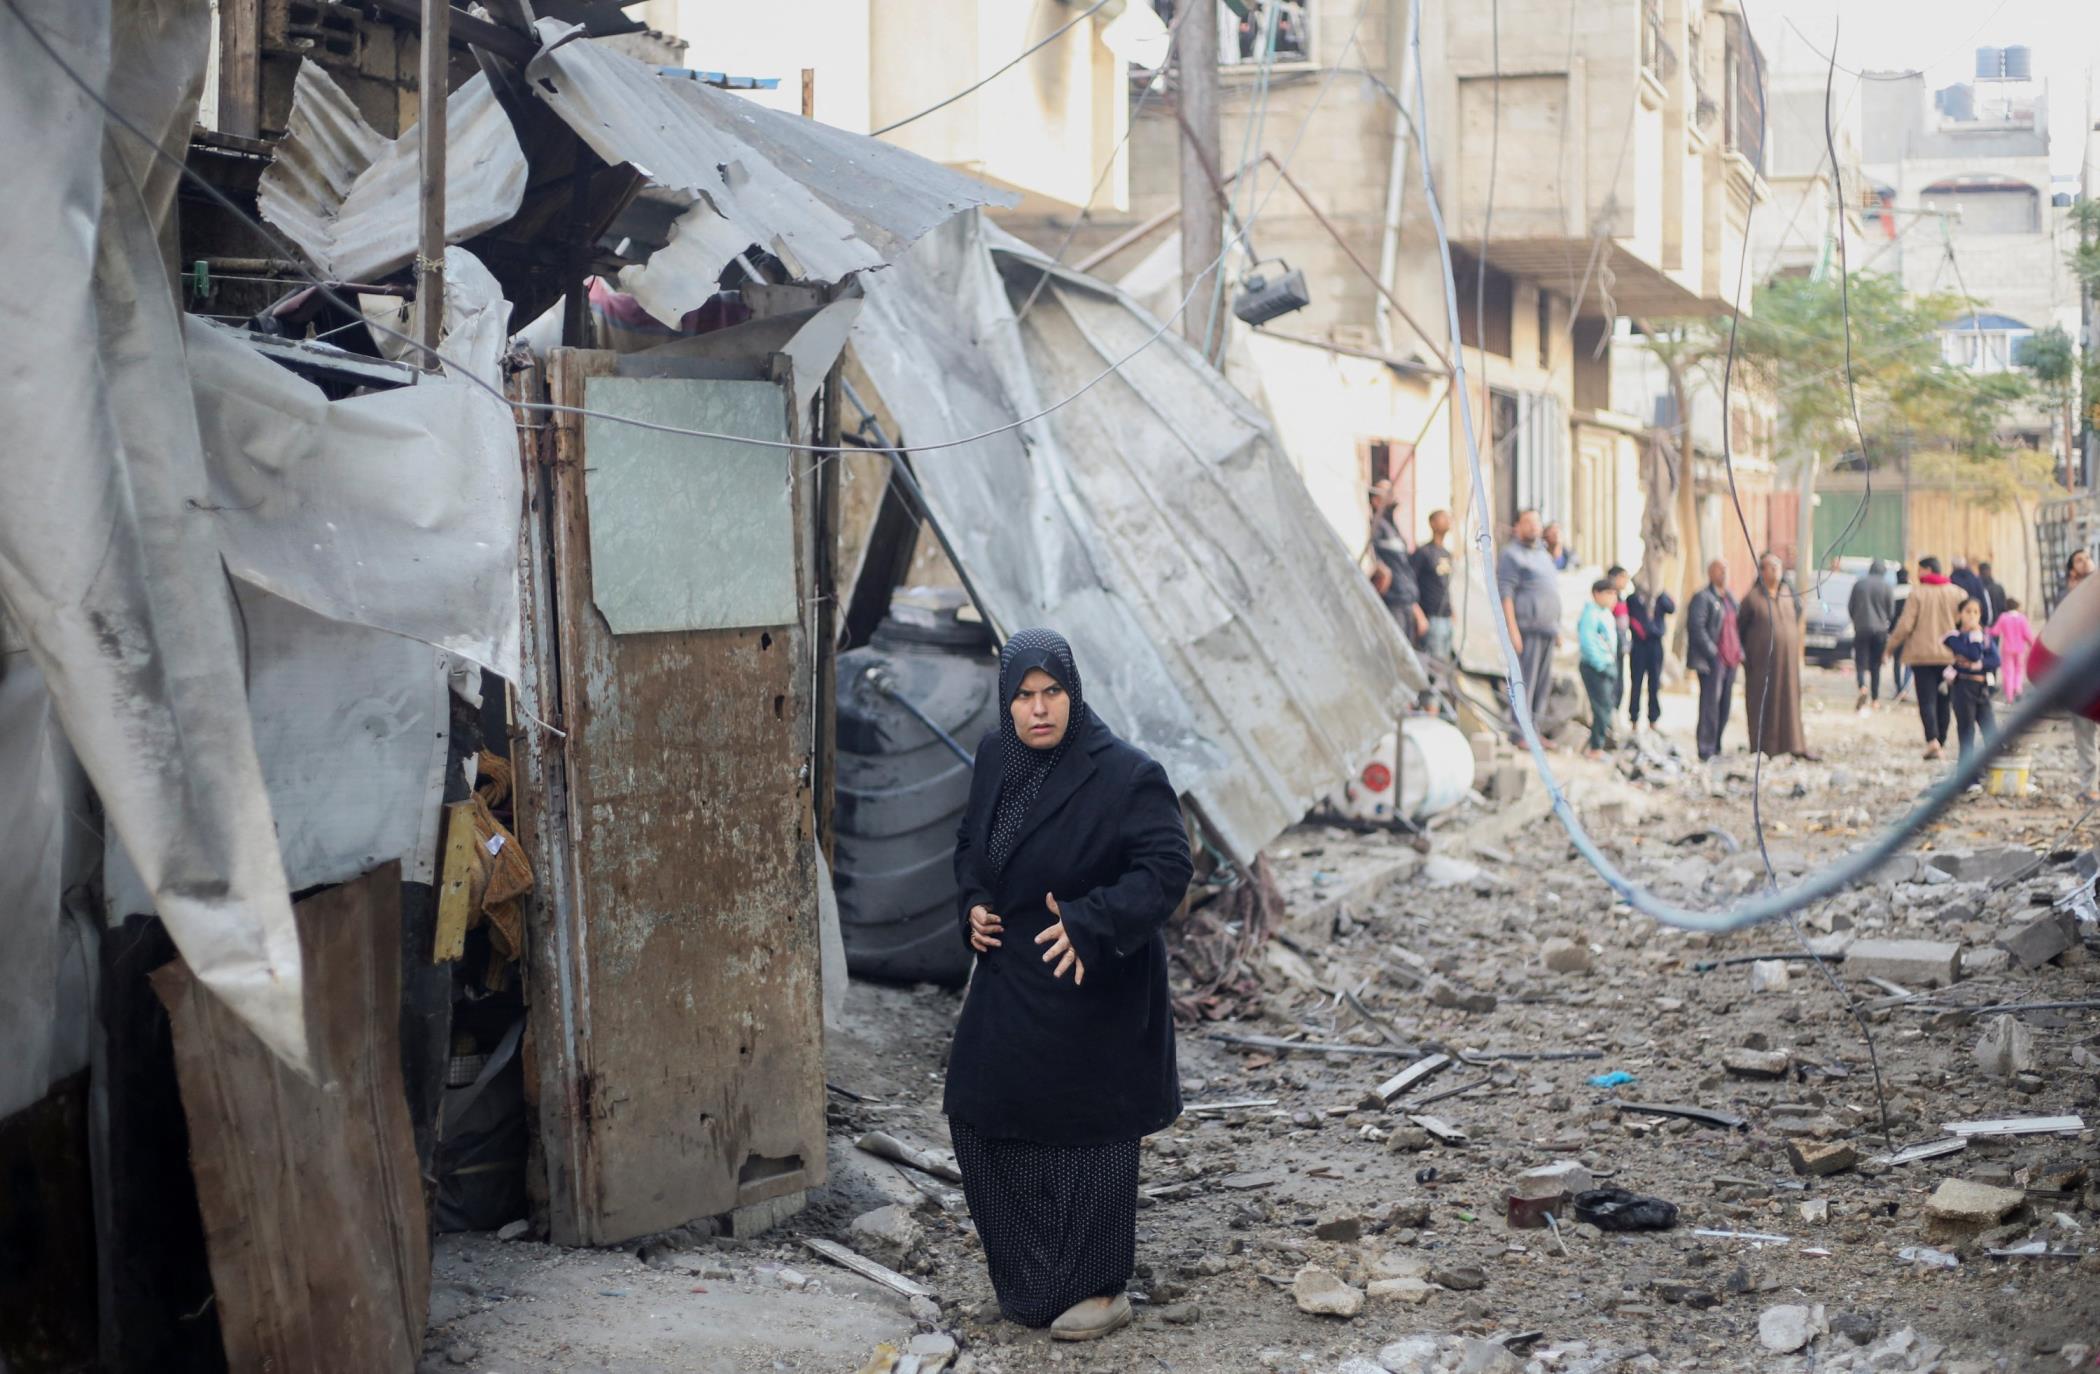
[{"x1": 944, "y1": 628, "x2": 1193, "y2": 1341}]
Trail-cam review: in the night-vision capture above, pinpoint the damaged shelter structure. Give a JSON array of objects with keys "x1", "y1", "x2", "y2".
[{"x1": 0, "y1": 3, "x2": 1418, "y2": 1370}]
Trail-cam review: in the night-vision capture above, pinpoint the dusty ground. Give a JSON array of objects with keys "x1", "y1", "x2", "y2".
[{"x1": 427, "y1": 663, "x2": 2100, "y2": 1374}]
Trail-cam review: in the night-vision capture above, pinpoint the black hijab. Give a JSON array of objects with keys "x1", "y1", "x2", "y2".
[{"x1": 984, "y1": 628, "x2": 1088, "y2": 877}]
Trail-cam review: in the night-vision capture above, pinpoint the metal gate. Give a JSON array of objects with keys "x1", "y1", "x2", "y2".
[{"x1": 2037, "y1": 493, "x2": 2100, "y2": 614}]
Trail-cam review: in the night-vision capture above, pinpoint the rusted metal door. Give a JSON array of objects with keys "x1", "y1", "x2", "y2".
[{"x1": 515, "y1": 349, "x2": 826, "y2": 1246}]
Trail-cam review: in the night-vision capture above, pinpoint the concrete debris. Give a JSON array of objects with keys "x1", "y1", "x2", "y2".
[
  {"x1": 1314, "y1": 1212, "x2": 1364, "y2": 1242},
  {"x1": 495, "y1": 1219, "x2": 530, "y2": 1241},
  {"x1": 1924, "y1": 1179, "x2": 2028, "y2": 1239},
  {"x1": 1455, "y1": 1338, "x2": 1524, "y2": 1374},
  {"x1": 849, "y1": 1205, "x2": 926, "y2": 1266},
  {"x1": 1973, "y1": 1014, "x2": 2036, "y2": 1078},
  {"x1": 1999, "y1": 910, "x2": 2078, "y2": 969},
  {"x1": 1798, "y1": 1198, "x2": 1830, "y2": 1224},
  {"x1": 1374, "y1": 1336, "x2": 1448, "y2": 1373},
  {"x1": 1422, "y1": 855, "x2": 1489, "y2": 889},
  {"x1": 1842, "y1": 939, "x2": 1963, "y2": 988},
  {"x1": 907, "y1": 1332, "x2": 958, "y2": 1361},
  {"x1": 1787, "y1": 1140, "x2": 1859, "y2": 1177},
  {"x1": 1291, "y1": 1265, "x2": 1365, "y2": 1319},
  {"x1": 1929, "y1": 847, "x2": 2041, "y2": 885},
  {"x1": 1722, "y1": 1047, "x2": 1792, "y2": 1079},
  {"x1": 1897, "y1": 1246, "x2": 1960, "y2": 1269},
  {"x1": 1961, "y1": 945, "x2": 2012, "y2": 976},
  {"x1": 1758, "y1": 1304, "x2": 1819, "y2": 1354},
  {"x1": 1539, "y1": 937, "x2": 1592, "y2": 974},
  {"x1": 1366, "y1": 1276, "x2": 1435, "y2": 1304},
  {"x1": 1429, "y1": 1264, "x2": 1486, "y2": 1292},
  {"x1": 1747, "y1": 959, "x2": 1790, "y2": 992}
]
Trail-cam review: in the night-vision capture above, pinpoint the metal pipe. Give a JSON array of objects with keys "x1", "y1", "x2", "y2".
[
  {"x1": 417, "y1": 0, "x2": 450, "y2": 365},
  {"x1": 1374, "y1": 0, "x2": 1422, "y2": 354}
]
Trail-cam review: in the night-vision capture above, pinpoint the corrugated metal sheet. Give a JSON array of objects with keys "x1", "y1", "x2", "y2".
[
  {"x1": 524, "y1": 19, "x2": 1015, "y2": 289},
  {"x1": 257, "y1": 60, "x2": 527, "y2": 284},
  {"x1": 851, "y1": 214, "x2": 1422, "y2": 865}
]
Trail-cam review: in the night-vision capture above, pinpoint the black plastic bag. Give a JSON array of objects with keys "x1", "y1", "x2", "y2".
[{"x1": 1573, "y1": 1187, "x2": 1679, "y2": 1231}]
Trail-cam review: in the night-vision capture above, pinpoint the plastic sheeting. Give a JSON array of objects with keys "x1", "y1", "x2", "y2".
[
  {"x1": 850, "y1": 215, "x2": 1422, "y2": 865},
  {"x1": 257, "y1": 60, "x2": 528, "y2": 285},
  {"x1": 0, "y1": 0, "x2": 309, "y2": 1072},
  {"x1": 187, "y1": 251, "x2": 522, "y2": 677},
  {"x1": 103, "y1": 586, "x2": 453, "y2": 921},
  {"x1": 523, "y1": 18, "x2": 1014, "y2": 296}
]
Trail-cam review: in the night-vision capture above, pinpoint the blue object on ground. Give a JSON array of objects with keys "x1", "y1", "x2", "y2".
[{"x1": 1589, "y1": 1070, "x2": 1637, "y2": 1088}]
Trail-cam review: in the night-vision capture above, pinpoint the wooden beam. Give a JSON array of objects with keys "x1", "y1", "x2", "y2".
[
  {"x1": 416, "y1": 0, "x2": 452, "y2": 364},
  {"x1": 432, "y1": 801, "x2": 478, "y2": 962},
  {"x1": 217, "y1": 0, "x2": 261, "y2": 139}
]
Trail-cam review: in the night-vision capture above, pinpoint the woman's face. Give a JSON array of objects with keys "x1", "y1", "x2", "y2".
[{"x1": 1010, "y1": 668, "x2": 1071, "y2": 751}]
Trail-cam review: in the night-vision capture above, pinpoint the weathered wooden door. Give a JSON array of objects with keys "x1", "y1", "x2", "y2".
[{"x1": 514, "y1": 349, "x2": 825, "y2": 1246}]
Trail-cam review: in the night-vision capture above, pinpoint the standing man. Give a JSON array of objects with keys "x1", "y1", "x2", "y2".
[
  {"x1": 1624, "y1": 576, "x2": 1676, "y2": 734},
  {"x1": 1978, "y1": 561, "x2": 2008, "y2": 628},
  {"x1": 1498, "y1": 508, "x2": 1563, "y2": 747},
  {"x1": 1543, "y1": 522, "x2": 1574, "y2": 571},
  {"x1": 1368, "y1": 483, "x2": 1427, "y2": 646},
  {"x1": 1737, "y1": 553, "x2": 1813, "y2": 759},
  {"x1": 1949, "y1": 556, "x2": 1989, "y2": 620},
  {"x1": 1848, "y1": 559, "x2": 1895, "y2": 714},
  {"x1": 1685, "y1": 561, "x2": 1741, "y2": 761},
  {"x1": 1410, "y1": 508, "x2": 1456, "y2": 667}
]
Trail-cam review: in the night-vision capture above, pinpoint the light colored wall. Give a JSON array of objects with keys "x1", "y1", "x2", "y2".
[{"x1": 636, "y1": 0, "x2": 872, "y2": 128}]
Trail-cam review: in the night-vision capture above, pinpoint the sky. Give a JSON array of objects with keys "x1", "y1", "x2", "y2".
[{"x1": 1753, "y1": 0, "x2": 2100, "y2": 180}]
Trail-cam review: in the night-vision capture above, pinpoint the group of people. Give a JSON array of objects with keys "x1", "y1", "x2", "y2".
[{"x1": 1368, "y1": 484, "x2": 1457, "y2": 687}]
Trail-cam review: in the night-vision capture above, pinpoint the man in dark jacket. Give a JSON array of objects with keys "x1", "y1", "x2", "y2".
[
  {"x1": 1978, "y1": 562, "x2": 2008, "y2": 628},
  {"x1": 1624, "y1": 579, "x2": 1676, "y2": 733},
  {"x1": 1950, "y1": 557, "x2": 1989, "y2": 621},
  {"x1": 1685, "y1": 559, "x2": 1740, "y2": 761},
  {"x1": 1847, "y1": 559, "x2": 1895, "y2": 713},
  {"x1": 1368, "y1": 484, "x2": 1426, "y2": 644}
]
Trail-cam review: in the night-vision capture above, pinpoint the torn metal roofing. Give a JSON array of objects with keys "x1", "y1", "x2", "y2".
[
  {"x1": 851, "y1": 214, "x2": 1422, "y2": 866},
  {"x1": 523, "y1": 19, "x2": 1015, "y2": 290},
  {"x1": 257, "y1": 61, "x2": 527, "y2": 284}
]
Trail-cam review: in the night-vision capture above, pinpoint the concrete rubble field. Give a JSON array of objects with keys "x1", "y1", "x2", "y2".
[{"x1": 424, "y1": 678, "x2": 2100, "y2": 1373}]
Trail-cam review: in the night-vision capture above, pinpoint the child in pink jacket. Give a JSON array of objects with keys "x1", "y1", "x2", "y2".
[{"x1": 1990, "y1": 598, "x2": 2036, "y2": 701}]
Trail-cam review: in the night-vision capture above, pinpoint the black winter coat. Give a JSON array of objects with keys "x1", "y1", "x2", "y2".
[{"x1": 942, "y1": 712, "x2": 1194, "y2": 1146}]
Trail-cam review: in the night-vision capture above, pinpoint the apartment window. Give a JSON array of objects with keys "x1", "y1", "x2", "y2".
[
  {"x1": 1149, "y1": 2, "x2": 1310, "y2": 65},
  {"x1": 1723, "y1": 15, "x2": 1765, "y2": 173},
  {"x1": 1536, "y1": 290, "x2": 1555, "y2": 371},
  {"x1": 1939, "y1": 314, "x2": 2034, "y2": 374},
  {"x1": 1450, "y1": 248, "x2": 1514, "y2": 359},
  {"x1": 1571, "y1": 317, "x2": 1611, "y2": 412}
]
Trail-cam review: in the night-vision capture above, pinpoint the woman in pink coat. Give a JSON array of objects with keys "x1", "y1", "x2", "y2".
[{"x1": 1989, "y1": 598, "x2": 2035, "y2": 701}]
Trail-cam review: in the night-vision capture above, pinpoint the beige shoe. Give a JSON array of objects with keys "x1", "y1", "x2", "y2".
[{"x1": 1050, "y1": 1293, "x2": 1132, "y2": 1341}]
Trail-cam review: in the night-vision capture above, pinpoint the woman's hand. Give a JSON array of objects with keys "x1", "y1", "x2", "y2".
[
  {"x1": 1035, "y1": 893, "x2": 1086, "y2": 985},
  {"x1": 967, "y1": 905, "x2": 1003, "y2": 953}
]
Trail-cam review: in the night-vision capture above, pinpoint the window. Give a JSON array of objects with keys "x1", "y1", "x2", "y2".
[
  {"x1": 1722, "y1": 15, "x2": 1765, "y2": 173},
  {"x1": 1152, "y1": 2, "x2": 1311, "y2": 65},
  {"x1": 1939, "y1": 313, "x2": 2034, "y2": 374},
  {"x1": 1640, "y1": 0, "x2": 1675, "y2": 83},
  {"x1": 1450, "y1": 248, "x2": 1513, "y2": 359}
]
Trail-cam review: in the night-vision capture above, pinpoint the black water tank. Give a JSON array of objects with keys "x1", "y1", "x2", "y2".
[{"x1": 833, "y1": 590, "x2": 997, "y2": 986}]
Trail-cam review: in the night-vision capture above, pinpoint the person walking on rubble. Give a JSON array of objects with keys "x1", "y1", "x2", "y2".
[
  {"x1": 944, "y1": 629, "x2": 1194, "y2": 1342},
  {"x1": 1685, "y1": 559, "x2": 1741, "y2": 762},
  {"x1": 1887, "y1": 555, "x2": 1966, "y2": 761},
  {"x1": 1498, "y1": 508, "x2": 1563, "y2": 747}
]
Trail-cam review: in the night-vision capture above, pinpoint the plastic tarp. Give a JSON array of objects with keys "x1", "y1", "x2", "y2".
[
  {"x1": 0, "y1": 0, "x2": 307, "y2": 1072},
  {"x1": 187, "y1": 248, "x2": 522, "y2": 677},
  {"x1": 522, "y1": 18, "x2": 1015, "y2": 313},
  {"x1": 257, "y1": 60, "x2": 528, "y2": 285},
  {"x1": 850, "y1": 214, "x2": 1422, "y2": 865}
]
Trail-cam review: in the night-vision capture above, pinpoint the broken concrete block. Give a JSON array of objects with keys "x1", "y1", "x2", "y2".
[
  {"x1": 1290, "y1": 1264, "x2": 1364, "y2": 1318},
  {"x1": 1456, "y1": 1339, "x2": 1524, "y2": 1374},
  {"x1": 1723, "y1": 1047, "x2": 1792, "y2": 1079},
  {"x1": 1366, "y1": 1276, "x2": 1435, "y2": 1303},
  {"x1": 495, "y1": 1219, "x2": 530, "y2": 1241},
  {"x1": 1368, "y1": 1251, "x2": 1429, "y2": 1281},
  {"x1": 1929, "y1": 847, "x2": 2040, "y2": 885},
  {"x1": 1758, "y1": 1304, "x2": 1817, "y2": 1354},
  {"x1": 1999, "y1": 910, "x2": 2078, "y2": 969},
  {"x1": 1540, "y1": 937, "x2": 1592, "y2": 974},
  {"x1": 1924, "y1": 1179, "x2": 2027, "y2": 1239},
  {"x1": 1430, "y1": 1264, "x2": 1487, "y2": 1292},
  {"x1": 1844, "y1": 938, "x2": 1962, "y2": 988},
  {"x1": 1378, "y1": 1337, "x2": 1448, "y2": 1374},
  {"x1": 1748, "y1": 960, "x2": 1791, "y2": 992},
  {"x1": 1974, "y1": 1014, "x2": 2036, "y2": 1079},
  {"x1": 849, "y1": 1204, "x2": 925, "y2": 1264},
  {"x1": 1514, "y1": 1160, "x2": 1593, "y2": 1198},
  {"x1": 1787, "y1": 1140, "x2": 1858, "y2": 1177},
  {"x1": 1798, "y1": 1198, "x2": 1829, "y2": 1224},
  {"x1": 1962, "y1": 946, "x2": 2012, "y2": 977},
  {"x1": 1312, "y1": 1212, "x2": 1363, "y2": 1243}
]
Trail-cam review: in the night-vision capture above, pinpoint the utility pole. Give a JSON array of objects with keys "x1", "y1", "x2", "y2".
[
  {"x1": 417, "y1": 0, "x2": 450, "y2": 366},
  {"x1": 1177, "y1": 0, "x2": 1223, "y2": 361}
]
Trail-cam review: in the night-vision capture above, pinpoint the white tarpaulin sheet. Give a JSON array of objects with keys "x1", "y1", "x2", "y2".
[
  {"x1": 103, "y1": 585, "x2": 454, "y2": 920},
  {"x1": 851, "y1": 214, "x2": 1420, "y2": 865},
  {"x1": 258, "y1": 60, "x2": 528, "y2": 285},
  {"x1": 186, "y1": 252, "x2": 522, "y2": 677},
  {"x1": 0, "y1": 0, "x2": 307, "y2": 1071}
]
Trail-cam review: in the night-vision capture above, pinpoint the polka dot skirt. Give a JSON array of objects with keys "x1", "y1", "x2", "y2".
[{"x1": 949, "y1": 1118, "x2": 1139, "y2": 1327}]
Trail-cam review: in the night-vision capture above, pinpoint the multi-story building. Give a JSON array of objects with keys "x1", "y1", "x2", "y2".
[{"x1": 1859, "y1": 46, "x2": 2080, "y2": 451}]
